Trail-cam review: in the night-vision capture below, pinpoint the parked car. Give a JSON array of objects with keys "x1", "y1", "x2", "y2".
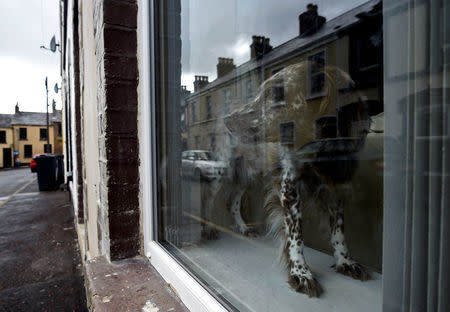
[
  {"x1": 181, "y1": 150, "x2": 228, "y2": 181},
  {"x1": 30, "y1": 153, "x2": 48, "y2": 172}
]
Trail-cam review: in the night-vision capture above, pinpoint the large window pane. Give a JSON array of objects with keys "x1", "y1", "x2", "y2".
[{"x1": 155, "y1": 1, "x2": 388, "y2": 311}]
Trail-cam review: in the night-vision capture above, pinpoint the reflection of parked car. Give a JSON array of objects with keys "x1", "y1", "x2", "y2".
[
  {"x1": 30, "y1": 153, "x2": 48, "y2": 173},
  {"x1": 181, "y1": 150, "x2": 228, "y2": 181}
]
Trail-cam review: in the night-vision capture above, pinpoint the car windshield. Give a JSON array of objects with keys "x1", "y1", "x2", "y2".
[{"x1": 196, "y1": 151, "x2": 217, "y2": 161}]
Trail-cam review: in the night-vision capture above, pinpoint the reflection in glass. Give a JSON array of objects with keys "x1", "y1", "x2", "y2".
[{"x1": 156, "y1": 1, "x2": 387, "y2": 311}]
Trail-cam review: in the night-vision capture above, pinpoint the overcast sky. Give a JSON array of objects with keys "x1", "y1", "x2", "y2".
[
  {"x1": 0, "y1": 1, "x2": 369, "y2": 114},
  {"x1": 181, "y1": 0, "x2": 368, "y2": 91},
  {"x1": 0, "y1": 0, "x2": 61, "y2": 114}
]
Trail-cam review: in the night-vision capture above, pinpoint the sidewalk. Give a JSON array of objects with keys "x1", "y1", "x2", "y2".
[{"x1": 0, "y1": 176, "x2": 87, "y2": 311}]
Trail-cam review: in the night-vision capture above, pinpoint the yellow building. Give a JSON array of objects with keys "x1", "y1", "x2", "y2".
[{"x1": 0, "y1": 104, "x2": 62, "y2": 168}]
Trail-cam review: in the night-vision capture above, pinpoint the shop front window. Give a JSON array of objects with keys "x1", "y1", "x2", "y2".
[{"x1": 152, "y1": 0, "x2": 449, "y2": 311}]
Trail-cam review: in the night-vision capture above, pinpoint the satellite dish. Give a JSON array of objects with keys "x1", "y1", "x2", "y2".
[
  {"x1": 50, "y1": 36, "x2": 57, "y2": 53},
  {"x1": 54, "y1": 83, "x2": 59, "y2": 94}
]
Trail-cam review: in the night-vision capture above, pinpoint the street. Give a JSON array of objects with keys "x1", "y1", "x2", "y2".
[{"x1": 0, "y1": 168, "x2": 87, "y2": 311}]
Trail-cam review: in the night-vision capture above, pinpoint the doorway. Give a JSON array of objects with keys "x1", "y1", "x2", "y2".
[{"x1": 3, "y1": 148, "x2": 12, "y2": 168}]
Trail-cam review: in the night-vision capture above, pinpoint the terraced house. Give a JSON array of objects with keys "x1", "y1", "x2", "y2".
[{"x1": 0, "y1": 103, "x2": 62, "y2": 168}]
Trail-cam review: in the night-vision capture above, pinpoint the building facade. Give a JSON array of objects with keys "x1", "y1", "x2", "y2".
[
  {"x1": 0, "y1": 104, "x2": 62, "y2": 168},
  {"x1": 60, "y1": 0, "x2": 449, "y2": 311}
]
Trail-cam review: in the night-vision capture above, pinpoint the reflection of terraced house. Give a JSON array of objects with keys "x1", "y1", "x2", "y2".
[
  {"x1": 184, "y1": 0, "x2": 382, "y2": 158},
  {"x1": 0, "y1": 103, "x2": 63, "y2": 168}
]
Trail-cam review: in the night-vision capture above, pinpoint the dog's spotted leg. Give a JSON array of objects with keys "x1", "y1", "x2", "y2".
[
  {"x1": 200, "y1": 179, "x2": 221, "y2": 240},
  {"x1": 229, "y1": 189, "x2": 257, "y2": 236},
  {"x1": 281, "y1": 157, "x2": 322, "y2": 297},
  {"x1": 329, "y1": 187, "x2": 370, "y2": 281}
]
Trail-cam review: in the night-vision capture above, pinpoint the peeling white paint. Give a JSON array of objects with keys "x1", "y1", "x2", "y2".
[{"x1": 142, "y1": 300, "x2": 159, "y2": 312}]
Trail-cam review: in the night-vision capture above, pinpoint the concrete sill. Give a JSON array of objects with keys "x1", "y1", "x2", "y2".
[{"x1": 85, "y1": 256, "x2": 189, "y2": 312}]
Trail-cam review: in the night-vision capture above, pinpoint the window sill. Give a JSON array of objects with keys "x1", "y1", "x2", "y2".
[
  {"x1": 85, "y1": 255, "x2": 188, "y2": 312},
  {"x1": 270, "y1": 101, "x2": 286, "y2": 108},
  {"x1": 306, "y1": 92, "x2": 326, "y2": 100}
]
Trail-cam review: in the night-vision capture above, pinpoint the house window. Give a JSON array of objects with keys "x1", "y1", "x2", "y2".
[
  {"x1": 191, "y1": 101, "x2": 198, "y2": 123},
  {"x1": 0, "y1": 131, "x2": 6, "y2": 143},
  {"x1": 40, "y1": 128, "x2": 48, "y2": 140},
  {"x1": 19, "y1": 128, "x2": 27, "y2": 140},
  {"x1": 149, "y1": 1, "x2": 448, "y2": 312},
  {"x1": 308, "y1": 50, "x2": 326, "y2": 97},
  {"x1": 246, "y1": 79, "x2": 253, "y2": 101},
  {"x1": 24, "y1": 145, "x2": 32, "y2": 158},
  {"x1": 194, "y1": 136, "x2": 200, "y2": 149},
  {"x1": 57, "y1": 123, "x2": 62, "y2": 137},
  {"x1": 271, "y1": 68, "x2": 285, "y2": 105},
  {"x1": 206, "y1": 96, "x2": 212, "y2": 119},
  {"x1": 224, "y1": 89, "x2": 231, "y2": 114},
  {"x1": 279, "y1": 122, "x2": 295, "y2": 145},
  {"x1": 44, "y1": 144, "x2": 52, "y2": 153},
  {"x1": 209, "y1": 133, "x2": 216, "y2": 151}
]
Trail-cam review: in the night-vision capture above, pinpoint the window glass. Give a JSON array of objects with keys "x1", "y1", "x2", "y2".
[
  {"x1": 24, "y1": 145, "x2": 32, "y2": 158},
  {"x1": 19, "y1": 128, "x2": 27, "y2": 140},
  {"x1": 40, "y1": 128, "x2": 48, "y2": 140},
  {"x1": 0, "y1": 131, "x2": 6, "y2": 143},
  {"x1": 154, "y1": 0, "x2": 448, "y2": 311},
  {"x1": 206, "y1": 96, "x2": 212, "y2": 119}
]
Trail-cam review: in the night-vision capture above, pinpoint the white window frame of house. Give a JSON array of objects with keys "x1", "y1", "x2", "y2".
[
  {"x1": 223, "y1": 88, "x2": 231, "y2": 115},
  {"x1": 270, "y1": 67, "x2": 286, "y2": 107},
  {"x1": 245, "y1": 78, "x2": 253, "y2": 102},
  {"x1": 279, "y1": 121, "x2": 295, "y2": 145},
  {"x1": 138, "y1": 1, "x2": 228, "y2": 311},
  {"x1": 205, "y1": 95, "x2": 212, "y2": 119},
  {"x1": 307, "y1": 49, "x2": 327, "y2": 99},
  {"x1": 191, "y1": 101, "x2": 198, "y2": 123}
]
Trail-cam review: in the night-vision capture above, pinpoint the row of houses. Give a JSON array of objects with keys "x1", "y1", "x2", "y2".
[
  {"x1": 182, "y1": 0, "x2": 383, "y2": 160},
  {"x1": 0, "y1": 103, "x2": 62, "y2": 168}
]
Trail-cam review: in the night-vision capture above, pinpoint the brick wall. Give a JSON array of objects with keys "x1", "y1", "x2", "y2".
[{"x1": 94, "y1": 0, "x2": 140, "y2": 260}]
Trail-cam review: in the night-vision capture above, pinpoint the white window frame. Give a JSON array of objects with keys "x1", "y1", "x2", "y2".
[
  {"x1": 307, "y1": 49, "x2": 327, "y2": 99},
  {"x1": 279, "y1": 121, "x2": 295, "y2": 145},
  {"x1": 270, "y1": 67, "x2": 286, "y2": 107},
  {"x1": 138, "y1": 2, "x2": 228, "y2": 311},
  {"x1": 223, "y1": 88, "x2": 231, "y2": 115}
]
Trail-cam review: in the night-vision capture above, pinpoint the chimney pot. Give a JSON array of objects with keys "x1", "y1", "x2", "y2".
[
  {"x1": 193, "y1": 75, "x2": 209, "y2": 92},
  {"x1": 217, "y1": 57, "x2": 236, "y2": 78},
  {"x1": 250, "y1": 35, "x2": 272, "y2": 59},
  {"x1": 299, "y1": 3, "x2": 326, "y2": 36}
]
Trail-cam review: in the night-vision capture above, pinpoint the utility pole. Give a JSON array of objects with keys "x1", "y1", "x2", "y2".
[{"x1": 45, "y1": 77, "x2": 50, "y2": 152}]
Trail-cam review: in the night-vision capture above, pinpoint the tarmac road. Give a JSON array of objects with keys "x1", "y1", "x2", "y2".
[
  {"x1": 0, "y1": 168, "x2": 36, "y2": 199},
  {"x1": 0, "y1": 168, "x2": 87, "y2": 311}
]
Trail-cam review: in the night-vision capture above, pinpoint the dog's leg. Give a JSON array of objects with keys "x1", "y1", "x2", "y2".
[
  {"x1": 328, "y1": 186, "x2": 370, "y2": 280},
  {"x1": 229, "y1": 189, "x2": 257, "y2": 236},
  {"x1": 200, "y1": 179, "x2": 221, "y2": 240},
  {"x1": 281, "y1": 158, "x2": 322, "y2": 297}
]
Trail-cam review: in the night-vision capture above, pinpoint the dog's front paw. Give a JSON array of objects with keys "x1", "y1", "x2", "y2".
[
  {"x1": 288, "y1": 269, "x2": 323, "y2": 297},
  {"x1": 335, "y1": 262, "x2": 370, "y2": 281},
  {"x1": 239, "y1": 225, "x2": 258, "y2": 237}
]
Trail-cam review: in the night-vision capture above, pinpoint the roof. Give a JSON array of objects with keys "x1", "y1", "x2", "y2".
[
  {"x1": 186, "y1": 0, "x2": 380, "y2": 100},
  {"x1": 0, "y1": 110, "x2": 62, "y2": 127}
]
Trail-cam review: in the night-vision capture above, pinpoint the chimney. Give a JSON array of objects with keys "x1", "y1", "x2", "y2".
[
  {"x1": 250, "y1": 36, "x2": 273, "y2": 60},
  {"x1": 217, "y1": 58, "x2": 236, "y2": 78},
  {"x1": 52, "y1": 101, "x2": 57, "y2": 113},
  {"x1": 15, "y1": 102, "x2": 19, "y2": 113},
  {"x1": 180, "y1": 85, "x2": 191, "y2": 99},
  {"x1": 193, "y1": 76, "x2": 209, "y2": 92},
  {"x1": 299, "y1": 4, "x2": 326, "y2": 36}
]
